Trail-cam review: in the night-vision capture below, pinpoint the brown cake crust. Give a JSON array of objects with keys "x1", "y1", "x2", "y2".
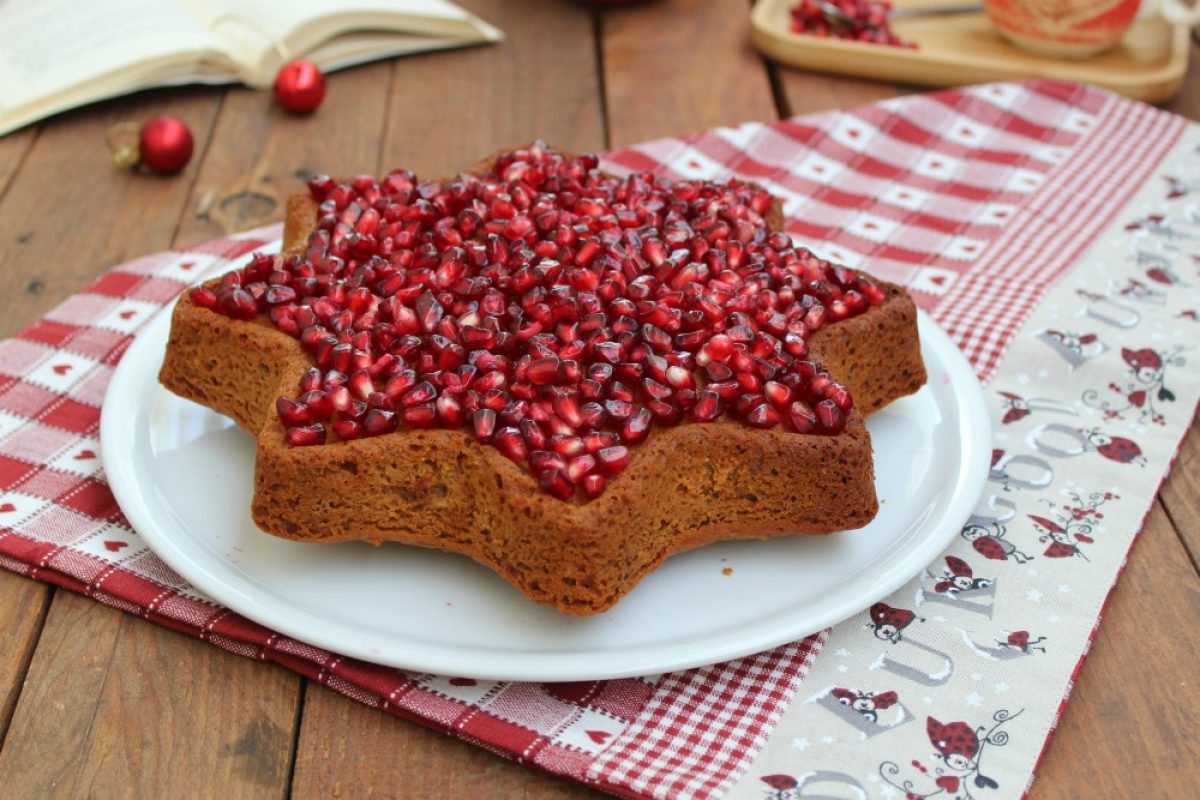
[{"x1": 159, "y1": 155, "x2": 927, "y2": 615}]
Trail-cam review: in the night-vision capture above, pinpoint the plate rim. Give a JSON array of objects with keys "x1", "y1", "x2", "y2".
[{"x1": 101, "y1": 252, "x2": 991, "y2": 681}]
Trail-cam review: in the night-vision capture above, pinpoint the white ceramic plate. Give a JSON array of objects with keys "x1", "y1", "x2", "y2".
[{"x1": 102, "y1": 253, "x2": 991, "y2": 682}]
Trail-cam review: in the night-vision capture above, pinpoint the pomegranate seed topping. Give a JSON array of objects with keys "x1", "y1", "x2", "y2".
[
  {"x1": 763, "y1": 380, "x2": 791, "y2": 408},
  {"x1": 494, "y1": 427, "x2": 527, "y2": 461},
  {"x1": 537, "y1": 468, "x2": 575, "y2": 500},
  {"x1": 595, "y1": 445, "x2": 630, "y2": 476},
  {"x1": 815, "y1": 399, "x2": 846, "y2": 434},
  {"x1": 190, "y1": 286, "x2": 218, "y2": 309},
  {"x1": 746, "y1": 403, "x2": 781, "y2": 429},
  {"x1": 198, "y1": 143, "x2": 879, "y2": 499},
  {"x1": 692, "y1": 390, "x2": 724, "y2": 422},
  {"x1": 276, "y1": 397, "x2": 311, "y2": 426},
  {"x1": 583, "y1": 474, "x2": 606, "y2": 499},
  {"x1": 362, "y1": 408, "x2": 397, "y2": 435},
  {"x1": 436, "y1": 394, "x2": 464, "y2": 427},
  {"x1": 825, "y1": 381, "x2": 853, "y2": 411},
  {"x1": 568, "y1": 454, "x2": 597, "y2": 483},
  {"x1": 622, "y1": 406, "x2": 653, "y2": 443},
  {"x1": 473, "y1": 408, "x2": 497, "y2": 441},
  {"x1": 787, "y1": 400, "x2": 817, "y2": 433},
  {"x1": 286, "y1": 424, "x2": 326, "y2": 446}
]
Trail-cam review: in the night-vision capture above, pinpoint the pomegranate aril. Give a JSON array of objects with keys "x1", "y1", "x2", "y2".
[
  {"x1": 622, "y1": 406, "x2": 653, "y2": 443},
  {"x1": 568, "y1": 454, "x2": 597, "y2": 483},
  {"x1": 401, "y1": 381, "x2": 437, "y2": 406},
  {"x1": 746, "y1": 403, "x2": 781, "y2": 429},
  {"x1": 595, "y1": 445, "x2": 630, "y2": 476},
  {"x1": 825, "y1": 381, "x2": 853, "y2": 411},
  {"x1": 190, "y1": 286, "x2": 218, "y2": 309},
  {"x1": 401, "y1": 402, "x2": 438, "y2": 429},
  {"x1": 815, "y1": 399, "x2": 846, "y2": 434},
  {"x1": 362, "y1": 408, "x2": 397, "y2": 435},
  {"x1": 436, "y1": 394, "x2": 464, "y2": 426},
  {"x1": 331, "y1": 419, "x2": 361, "y2": 440},
  {"x1": 276, "y1": 397, "x2": 310, "y2": 426},
  {"x1": 537, "y1": 468, "x2": 575, "y2": 500},
  {"x1": 583, "y1": 474, "x2": 606, "y2": 499},
  {"x1": 494, "y1": 427, "x2": 527, "y2": 462},
  {"x1": 473, "y1": 408, "x2": 497, "y2": 441},
  {"x1": 787, "y1": 400, "x2": 817, "y2": 433},
  {"x1": 692, "y1": 390, "x2": 724, "y2": 422},
  {"x1": 286, "y1": 424, "x2": 326, "y2": 446}
]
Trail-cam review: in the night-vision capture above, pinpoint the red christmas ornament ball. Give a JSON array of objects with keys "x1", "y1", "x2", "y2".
[
  {"x1": 274, "y1": 59, "x2": 326, "y2": 113},
  {"x1": 138, "y1": 115, "x2": 194, "y2": 174}
]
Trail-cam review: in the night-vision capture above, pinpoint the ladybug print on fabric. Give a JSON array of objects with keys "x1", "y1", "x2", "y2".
[
  {"x1": 1083, "y1": 345, "x2": 1186, "y2": 426},
  {"x1": 830, "y1": 687, "x2": 900, "y2": 724},
  {"x1": 997, "y1": 630, "x2": 1046, "y2": 654},
  {"x1": 1083, "y1": 429, "x2": 1146, "y2": 466},
  {"x1": 879, "y1": 709, "x2": 1023, "y2": 799},
  {"x1": 867, "y1": 603, "x2": 924, "y2": 644},
  {"x1": 960, "y1": 522, "x2": 1033, "y2": 564},
  {"x1": 933, "y1": 556, "x2": 993, "y2": 595},
  {"x1": 997, "y1": 392, "x2": 1029, "y2": 425}
]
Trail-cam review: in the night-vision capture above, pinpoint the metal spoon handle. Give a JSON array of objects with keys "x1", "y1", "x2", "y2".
[{"x1": 889, "y1": 3, "x2": 984, "y2": 21}]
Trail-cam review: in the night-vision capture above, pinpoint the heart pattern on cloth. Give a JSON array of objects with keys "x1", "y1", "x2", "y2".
[
  {"x1": 74, "y1": 450, "x2": 95, "y2": 460},
  {"x1": 52, "y1": 364, "x2": 71, "y2": 375},
  {"x1": 0, "y1": 503, "x2": 15, "y2": 513},
  {"x1": 936, "y1": 775, "x2": 960, "y2": 792},
  {"x1": 103, "y1": 540, "x2": 128, "y2": 552},
  {"x1": 119, "y1": 310, "x2": 136, "y2": 320},
  {"x1": 448, "y1": 677, "x2": 477, "y2": 686},
  {"x1": 586, "y1": 730, "x2": 612, "y2": 744}
]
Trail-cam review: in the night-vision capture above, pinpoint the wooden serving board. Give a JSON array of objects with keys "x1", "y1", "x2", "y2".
[{"x1": 751, "y1": 0, "x2": 1190, "y2": 103}]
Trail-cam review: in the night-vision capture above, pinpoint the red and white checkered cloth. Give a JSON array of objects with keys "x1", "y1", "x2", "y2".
[{"x1": 0, "y1": 80, "x2": 1189, "y2": 798}]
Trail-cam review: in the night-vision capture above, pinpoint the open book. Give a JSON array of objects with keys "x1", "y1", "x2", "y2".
[{"x1": 0, "y1": 0, "x2": 502, "y2": 136}]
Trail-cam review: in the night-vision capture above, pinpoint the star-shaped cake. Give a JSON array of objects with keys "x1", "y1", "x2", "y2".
[{"x1": 160, "y1": 143, "x2": 926, "y2": 614}]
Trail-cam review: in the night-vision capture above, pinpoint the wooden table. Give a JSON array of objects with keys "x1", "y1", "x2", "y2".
[{"x1": 1, "y1": 2, "x2": 1197, "y2": 797}]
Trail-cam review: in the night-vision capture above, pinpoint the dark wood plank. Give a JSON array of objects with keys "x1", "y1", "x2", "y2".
[
  {"x1": 0, "y1": 128, "x2": 36, "y2": 201},
  {"x1": 774, "y1": 65, "x2": 910, "y2": 117},
  {"x1": 0, "y1": 592, "x2": 298, "y2": 798},
  {"x1": 601, "y1": 0, "x2": 778, "y2": 146},
  {"x1": 292, "y1": 684, "x2": 600, "y2": 800},
  {"x1": 378, "y1": 0, "x2": 605, "y2": 179},
  {"x1": 0, "y1": 573, "x2": 50, "y2": 744},
  {"x1": 1161, "y1": 418, "x2": 1200, "y2": 564},
  {"x1": 0, "y1": 59, "x2": 408, "y2": 800},
  {"x1": 1030, "y1": 500, "x2": 1200, "y2": 798},
  {"x1": 175, "y1": 60, "x2": 394, "y2": 247},
  {"x1": 0, "y1": 88, "x2": 220, "y2": 338},
  {"x1": 291, "y1": 2, "x2": 607, "y2": 796}
]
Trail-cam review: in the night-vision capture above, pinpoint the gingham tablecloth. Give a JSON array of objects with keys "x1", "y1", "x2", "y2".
[{"x1": 2, "y1": 80, "x2": 1198, "y2": 799}]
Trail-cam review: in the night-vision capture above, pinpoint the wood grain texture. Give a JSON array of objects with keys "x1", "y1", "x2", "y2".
[
  {"x1": 0, "y1": 573, "x2": 50, "y2": 743},
  {"x1": 1161, "y1": 419, "x2": 1200, "y2": 565},
  {"x1": 291, "y1": 683, "x2": 602, "y2": 800},
  {"x1": 773, "y1": 64, "x2": 911, "y2": 118},
  {"x1": 379, "y1": 0, "x2": 606, "y2": 179},
  {"x1": 1030, "y1": 500, "x2": 1200, "y2": 798},
  {"x1": 601, "y1": 0, "x2": 778, "y2": 146},
  {"x1": 0, "y1": 89, "x2": 220, "y2": 339},
  {"x1": 0, "y1": 6, "x2": 1197, "y2": 799},
  {"x1": 0, "y1": 127, "x2": 36, "y2": 201},
  {"x1": 0, "y1": 592, "x2": 299, "y2": 799},
  {"x1": 175, "y1": 61, "x2": 394, "y2": 248}
]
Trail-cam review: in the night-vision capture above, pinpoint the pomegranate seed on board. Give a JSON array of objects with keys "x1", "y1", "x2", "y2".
[{"x1": 201, "y1": 143, "x2": 881, "y2": 499}]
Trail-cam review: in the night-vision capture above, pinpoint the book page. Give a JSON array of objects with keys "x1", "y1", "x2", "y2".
[
  {"x1": 199, "y1": 0, "x2": 501, "y2": 84},
  {"x1": 0, "y1": 0, "x2": 224, "y2": 110}
]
